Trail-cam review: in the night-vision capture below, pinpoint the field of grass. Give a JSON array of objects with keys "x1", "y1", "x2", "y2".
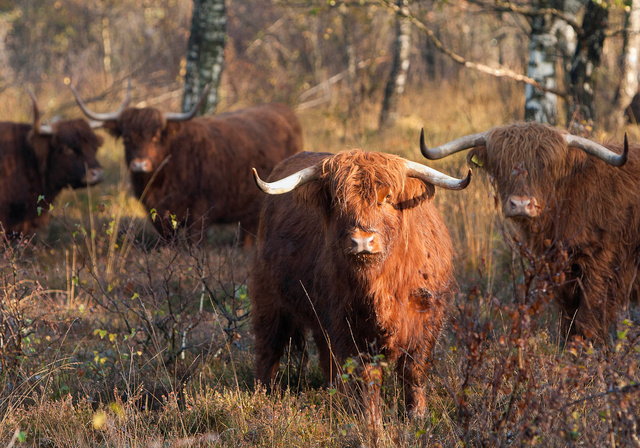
[{"x1": 0, "y1": 78, "x2": 639, "y2": 447}]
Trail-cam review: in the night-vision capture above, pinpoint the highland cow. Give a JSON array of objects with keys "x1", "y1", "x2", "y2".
[
  {"x1": 72, "y1": 85, "x2": 303, "y2": 245},
  {"x1": 249, "y1": 149, "x2": 471, "y2": 417},
  {"x1": 421, "y1": 122, "x2": 638, "y2": 340},
  {"x1": 0, "y1": 91, "x2": 104, "y2": 236}
]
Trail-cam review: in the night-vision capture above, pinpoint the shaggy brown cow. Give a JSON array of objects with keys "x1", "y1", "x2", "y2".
[
  {"x1": 0, "y1": 91, "x2": 104, "y2": 236},
  {"x1": 72, "y1": 85, "x2": 303, "y2": 245},
  {"x1": 249, "y1": 149, "x2": 471, "y2": 417},
  {"x1": 420, "y1": 122, "x2": 638, "y2": 340}
]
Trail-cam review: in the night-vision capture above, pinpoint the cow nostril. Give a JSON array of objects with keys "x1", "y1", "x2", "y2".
[
  {"x1": 351, "y1": 235, "x2": 375, "y2": 253},
  {"x1": 130, "y1": 159, "x2": 152, "y2": 173}
]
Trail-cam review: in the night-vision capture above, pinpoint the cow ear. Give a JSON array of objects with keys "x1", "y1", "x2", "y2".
[
  {"x1": 164, "y1": 122, "x2": 182, "y2": 138},
  {"x1": 295, "y1": 182, "x2": 331, "y2": 212},
  {"x1": 27, "y1": 130, "x2": 51, "y2": 176},
  {"x1": 397, "y1": 178, "x2": 434, "y2": 210},
  {"x1": 468, "y1": 146, "x2": 486, "y2": 168}
]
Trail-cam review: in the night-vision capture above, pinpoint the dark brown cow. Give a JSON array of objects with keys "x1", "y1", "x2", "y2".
[
  {"x1": 249, "y1": 149, "x2": 471, "y2": 417},
  {"x1": 421, "y1": 122, "x2": 638, "y2": 340},
  {"x1": 72, "y1": 85, "x2": 303, "y2": 245},
  {"x1": 0, "y1": 91, "x2": 104, "y2": 236}
]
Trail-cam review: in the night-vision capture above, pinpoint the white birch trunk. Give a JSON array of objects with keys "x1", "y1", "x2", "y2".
[
  {"x1": 182, "y1": 0, "x2": 226, "y2": 115},
  {"x1": 379, "y1": 0, "x2": 412, "y2": 130}
]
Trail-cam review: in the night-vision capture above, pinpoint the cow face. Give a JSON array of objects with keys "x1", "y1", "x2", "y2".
[
  {"x1": 105, "y1": 108, "x2": 176, "y2": 174},
  {"x1": 304, "y1": 152, "x2": 434, "y2": 267},
  {"x1": 467, "y1": 124, "x2": 586, "y2": 221},
  {"x1": 29, "y1": 119, "x2": 105, "y2": 191}
]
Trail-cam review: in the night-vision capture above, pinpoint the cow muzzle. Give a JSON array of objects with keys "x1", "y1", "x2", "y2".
[
  {"x1": 129, "y1": 158, "x2": 153, "y2": 173},
  {"x1": 349, "y1": 229, "x2": 382, "y2": 257},
  {"x1": 504, "y1": 195, "x2": 540, "y2": 218},
  {"x1": 83, "y1": 168, "x2": 104, "y2": 186}
]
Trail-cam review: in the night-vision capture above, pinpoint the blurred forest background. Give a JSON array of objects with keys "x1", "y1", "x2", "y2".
[
  {"x1": 1, "y1": 1, "x2": 640, "y2": 447},
  {"x1": 2, "y1": 0, "x2": 638, "y2": 133}
]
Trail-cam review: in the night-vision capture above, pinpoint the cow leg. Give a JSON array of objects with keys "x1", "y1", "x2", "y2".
[
  {"x1": 397, "y1": 352, "x2": 428, "y2": 418},
  {"x1": 312, "y1": 328, "x2": 339, "y2": 386},
  {"x1": 281, "y1": 327, "x2": 309, "y2": 389},
  {"x1": 361, "y1": 362, "x2": 384, "y2": 443},
  {"x1": 253, "y1": 310, "x2": 296, "y2": 391}
]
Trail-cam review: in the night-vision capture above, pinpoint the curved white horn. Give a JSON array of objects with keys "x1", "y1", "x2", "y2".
[
  {"x1": 564, "y1": 133, "x2": 628, "y2": 167},
  {"x1": 405, "y1": 160, "x2": 472, "y2": 190},
  {"x1": 27, "y1": 89, "x2": 53, "y2": 136},
  {"x1": 71, "y1": 78, "x2": 131, "y2": 122},
  {"x1": 420, "y1": 128, "x2": 488, "y2": 160},
  {"x1": 164, "y1": 84, "x2": 211, "y2": 121},
  {"x1": 252, "y1": 164, "x2": 320, "y2": 195}
]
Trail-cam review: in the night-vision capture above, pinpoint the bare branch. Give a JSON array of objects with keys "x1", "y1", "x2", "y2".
[
  {"x1": 367, "y1": 0, "x2": 568, "y2": 99},
  {"x1": 467, "y1": 0, "x2": 584, "y2": 39}
]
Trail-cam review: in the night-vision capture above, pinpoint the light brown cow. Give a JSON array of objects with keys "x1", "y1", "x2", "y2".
[{"x1": 250, "y1": 149, "x2": 471, "y2": 418}]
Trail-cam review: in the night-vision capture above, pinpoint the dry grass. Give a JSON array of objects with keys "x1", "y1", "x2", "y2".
[{"x1": 0, "y1": 78, "x2": 639, "y2": 447}]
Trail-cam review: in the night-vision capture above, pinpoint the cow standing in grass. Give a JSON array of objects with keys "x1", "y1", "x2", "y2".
[
  {"x1": 421, "y1": 122, "x2": 638, "y2": 340},
  {"x1": 72, "y1": 85, "x2": 303, "y2": 245},
  {"x1": 249, "y1": 149, "x2": 470, "y2": 420},
  {"x1": 0, "y1": 91, "x2": 104, "y2": 236}
]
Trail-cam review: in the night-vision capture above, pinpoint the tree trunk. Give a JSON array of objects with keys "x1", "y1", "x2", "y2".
[
  {"x1": 379, "y1": 0, "x2": 412, "y2": 130},
  {"x1": 525, "y1": 11, "x2": 560, "y2": 125},
  {"x1": 524, "y1": 0, "x2": 578, "y2": 125},
  {"x1": 610, "y1": 0, "x2": 640, "y2": 129},
  {"x1": 182, "y1": 0, "x2": 226, "y2": 115},
  {"x1": 567, "y1": 1, "x2": 608, "y2": 134}
]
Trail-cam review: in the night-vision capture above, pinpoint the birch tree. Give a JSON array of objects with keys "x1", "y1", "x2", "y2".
[
  {"x1": 182, "y1": 0, "x2": 226, "y2": 115},
  {"x1": 524, "y1": 0, "x2": 579, "y2": 124},
  {"x1": 610, "y1": 0, "x2": 640, "y2": 129},
  {"x1": 379, "y1": 0, "x2": 412, "y2": 130},
  {"x1": 567, "y1": 0, "x2": 608, "y2": 132}
]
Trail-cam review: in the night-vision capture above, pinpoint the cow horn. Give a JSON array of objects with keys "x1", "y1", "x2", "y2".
[
  {"x1": 420, "y1": 128, "x2": 488, "y2": 160},
  {"x1": 252, "y1": 165, "x2": 320, "y2": 195},
  {"x1": 405, "y1": 160, "x2": 472, "y2": 190},
  {"x1": 164, "y1": 84, "x2": 211, "y2": 121},
  {"x1": 71, "y1": 78, "x2": 132, "y2": 122},
  {"x1": 564, "y1": 133, "x2": 628, "y2": 167},
  {"x1": 27, "y1": 89, "x2": 53, "y2": 136}
]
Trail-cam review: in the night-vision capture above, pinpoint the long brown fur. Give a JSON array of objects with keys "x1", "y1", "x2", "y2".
[
  {"x1": 468, "y1": 122, "x2": 640, "y2": 340},
  {"x1": 0, "y1": 119, "x2": 104, "y2": 235},
  {"x1": 102, "y1": 103, "x2": 303, "y2": 244},
  {"x1": 250, "y1": 149, "x2": 455, "y2": 416}
]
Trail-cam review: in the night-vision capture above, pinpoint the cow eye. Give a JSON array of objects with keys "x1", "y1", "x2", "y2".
[
  {"x1": 62, "y1": 146, "x2": 75, "y2": 157},
  {"x1": 377, "y1": 187, "x2": 392, "y2": 204}
]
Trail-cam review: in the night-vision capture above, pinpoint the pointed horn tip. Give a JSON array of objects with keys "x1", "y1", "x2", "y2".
[
  {"x1": 419, "y1": 128, "x2": 433, "y2": 159},
  {"x1": 252, "y1": 168, "x2": 265, "y2": 191},
  {"x1": 618, "y1": 134, "x2": 629, "y2": 167},
  {"x1": 460, "y1": 168, "x2": 472, "y2": 189}
]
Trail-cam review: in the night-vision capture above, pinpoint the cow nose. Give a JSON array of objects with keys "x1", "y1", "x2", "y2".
[
  {"x1": 130, "y1": 158, "x2": 153, "y2": 173},
  {"x1": 506, "y1": 195, "x2": 539, "y2": 217},
  {"x1": 83, "y1": 168, "x2": 104, "y2": 185},
  {"x1": 350, "y1": 230, "x2": 378, "y2": 254}
]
